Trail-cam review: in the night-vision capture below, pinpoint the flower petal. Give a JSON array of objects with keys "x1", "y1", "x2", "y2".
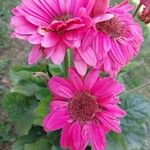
[
  {"x1": 28, "y1": 45, "x2": 42, "y2": 65},
  {"x1": 60, "y1": 122, "x2": 88, "y2": 150},
  {"x1": 50, "y1": 42, "x2": 67, "y2": 65},
  {"x1": 28, "y1": 34, "x2": 42, "y2": 44},
  {"x1": 43, "y1": 108, "x2": 70, "y2": 132},
  {"x1": 89, "y1": 122, "x2": 106, "y2": 150},
  {"x1": 68, "y1": 67, "x2": 83, "y2": 91},
  {"x1": 74, "y1": 50, "x2": 88, "y2": 76},
  {"x1": 93, "y1": 0, "x2": 110, "y2": 15},
  {"x1": 41, "y1": 33, "x2": 59, "y2": 48},
  {"x1": 84, "y1": 69, "x2": 100, "y2": 91},
  {"x1": 48, "y1": 77, "x2": 75, "y2": 98},
  {"x1": 78, "y1": 47, "x2": 97, "y2": 66},
  {"x1": 50, "y1": 100, "x2": 68, "y2": 111},
  {"x1": 98, "y1": 113, "x2": 122, "y2": 133}
]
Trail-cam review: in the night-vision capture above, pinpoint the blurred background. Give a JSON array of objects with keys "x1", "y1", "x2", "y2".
[{"x1": 0, "y1": 0, "x2": 150, "y2": 150}]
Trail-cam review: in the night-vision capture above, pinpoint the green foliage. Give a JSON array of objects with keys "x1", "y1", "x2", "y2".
[
  {"x1": 2, "y1": 92, "x2": 37, "y2": 136},
  {"x1": 0, "y1": 0, "x2": 20, "y2": 50},
  {"x1": 107, "y1": 93, "x2": 150, "y2": 150},
  {"x1": 24, "y1": 138, "x2": 51, "y2": 150},
  {"x1": 34, "y1": 96, "x2": 51, "y2": 126},
  {"x1": 10, "y1": 65, "x2": 50, "y2": 100},
  {"x1": 12, "y1": 126, "x2": 47, "y2": 150},
  {"x1": 0, "y1": 122, "x2": 15, "y2": 143},
  {"x1": 0, "y1": 58, "x2": 9, "y2": 74}
]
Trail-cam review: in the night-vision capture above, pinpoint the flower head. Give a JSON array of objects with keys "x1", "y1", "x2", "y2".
[
  {"x1": 77, "y1": 0, "x2": 143, "y2": 76},
  {"x1": 11, "y1": 0, "x2": 95, "y2": 65},
  {"x1": 43, "y1": 68, "x2": 126, "y2": 150}
]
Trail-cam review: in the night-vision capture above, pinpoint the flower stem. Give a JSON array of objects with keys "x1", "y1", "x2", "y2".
[
  {"x1": 46, "y1": 64, "x2": 52, "y2": 77},
  {"x1": 133, "y1": 2, "x2": 142, "y2": 18},
  {"x1": 64, "y1": 49, "x2": 71, "y2": 77}
]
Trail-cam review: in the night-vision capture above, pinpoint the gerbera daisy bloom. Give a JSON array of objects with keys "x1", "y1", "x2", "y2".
[
  {"x1": 78, "y1": 0, "x2": 143, "y2": 76},
  {"x1": 10, "y1": 0, "x2": 95, "y2": 65},
  {"x1": 43, "y1": 68, "x2": 126, "y2": 150}
]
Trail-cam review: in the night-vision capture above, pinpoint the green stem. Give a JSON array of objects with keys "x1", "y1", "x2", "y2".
[
  {"x1": 133, "y1": 2, "x2": 142, "y2": 18},
  {"x1": 64, "y1": 49, "x2": 71, "y2": 77},
  {"x1": 121, "y1": 81, "x2": 150, "y2": 96},
  {"x1": 46, "y1": 64, "x2": 52, "y2": 77}
]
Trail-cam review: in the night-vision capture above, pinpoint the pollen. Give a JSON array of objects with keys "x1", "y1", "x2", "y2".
[
  {"x1": 96, "y1": 17, "x2": 126, "y2": 38},
  {"x1": 69, "y1": 92, "x2": 99, "y2": 124}
]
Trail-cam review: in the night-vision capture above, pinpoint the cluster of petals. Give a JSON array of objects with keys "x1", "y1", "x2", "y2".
[
  {"x1": 11, "y1": 0, "x2": 95, "y2": 65},
  {"x1": 76, "y1": 0, "x2": 143, "y2": 76},
  {"x1": 43, "y1": 68, "x2": 126, "y2": 150},
  {"x1": 11, "y1": 0, "x2": 143, "y2": 76}
]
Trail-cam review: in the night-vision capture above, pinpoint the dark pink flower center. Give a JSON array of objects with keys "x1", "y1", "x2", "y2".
[
  {"x1": 69, "y1": 92, "x2": 99, "y2": 123},
  {"x1": 96, "y1": 17, "x2": 126, "y2": 38},
  {"x1": 55, "y1": 13, "x2": 73, "y2": 22}
]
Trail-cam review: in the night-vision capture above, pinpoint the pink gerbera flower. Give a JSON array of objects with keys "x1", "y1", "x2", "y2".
[
  {"x1": 11, "y1": 0, "x2": 95, "y2": 65},
  {"x1": 43, "y1": 68, "x2": 126, "y2": 150},
  {"x1": 78, "y1": 0, "x2": 143, "y2": 76}
]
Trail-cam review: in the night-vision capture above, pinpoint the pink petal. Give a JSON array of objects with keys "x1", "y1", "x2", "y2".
[
  {"x1": 89, "y1": 122, "x2": 106, "y2": 150},
  {"x1": 28, "y1": 34, "x2": 42, "y2": 44},
  {"x1": 48, "y1": 77, "x2": 75, "y2": 99},
  {"x1": 74, "y1": 50, "x2": 88, "y2": 76},
  {"x1": 78, "y1": 47, "x2": 97, "y2": 66},
  {"x1": 15, "y1": 24, "x2": 37, "y2": 34},
  {"x1": 103, "y1": 56, "x2": 112, "y2": 73},
  {"x1": 84, "y1": 69, "x2": 100, "y2": 91},
  {"x1": 68, "y1": 67, "x2": 83, "y2": 91},
  {"x1": 11, "y1": 16, "x2": 28, "y2": 27},
  {"x1": 111, "y1": 40, "x2": 126, "y2": 65},
  {"x1": 93, "y1": 0, "x2": 110, "y2": 15},
  {"x1": 82, "y1": 29, "x2": 97, "y2": 51},
  {"x1": 50, "y1": 42, "x2": 67, "y2": 65},
  {"x1": 41, "y1": 33, "x2": 59, "y2": 48},
  {"x1": 92, "y1": 78, "x2": 125, "y2": 98},
  {"x1": 60, "y1": 122, "x2": 88, "y2": 150},
  {"x1": 28, "y1": 45, "x2": 42, "y2": 65},
  {"x1": 92, "y1": 14, "x2": 114, "y2": 24},
  {"x1": 43, "y1": 108, "x2": 70, "y2": 132},
  {"x1": 50, "y1": 100, "x2": 68, "y2": 111},
  {"x1": 103, "y1": 104, "x2": 126, "y2": 118},
  {"x1": 85, "y1": 0, "x2": 96, "y2": 15},
  {"x1": 44, "y1": 47, "x2": 55, "y2": 59},
  {"x1": 98, "y1": 113, "x2": 122, "y2": 133}
]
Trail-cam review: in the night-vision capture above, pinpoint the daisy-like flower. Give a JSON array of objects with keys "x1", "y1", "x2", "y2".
[
  {"x1": 11, "y1": 0, "x2": 95, "y2": 65},
  {"x1": 43, "y1": 68, "x2": 126, "y2": 150},
  {"x1": 78, "y1": 0, "x2": 143, "y2": 76}
]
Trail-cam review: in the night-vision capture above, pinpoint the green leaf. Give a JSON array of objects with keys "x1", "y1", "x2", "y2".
[
  {"x1": 47, "y1": 130, "x2": 61, "y2": 146},
  {"x1": 51, "y1": 145, "x2": 63, "y2": 150},
  {"x1": 2, "y1": 92, "x2": 37, "y2": 136},
  {"x1": 34, "y1": 96, "x2": 51, "y2": 126},
  {"x1": 12, "y1": 126, "x2": 46, "y2": 150},
  {"x1": 107, "y1": 133, "x2": 127, "y2": 150},
  {"x1": 48, "y1": 63, "x2": 63, "y2": 76},
  {"x1": 0, "y1": 122, "x2": 15, "y2": 142},
  {"x1": 120, "y1": 93, "x2": 150, "y2": 150},
  {"x1": 24, "y1": 138, "x2": 51, "y2": 150}
]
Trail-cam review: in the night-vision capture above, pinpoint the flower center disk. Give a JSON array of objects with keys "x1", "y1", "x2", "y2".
[
  {"x1": 69, "y1": 92, "x2": 99, "y2": 123},
  {"x1": 96, "y1": 17, "x2": 125, "y2": 38},
  {"x1": 55, "y1": 13, "x2": 72, "y2": 22}
]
